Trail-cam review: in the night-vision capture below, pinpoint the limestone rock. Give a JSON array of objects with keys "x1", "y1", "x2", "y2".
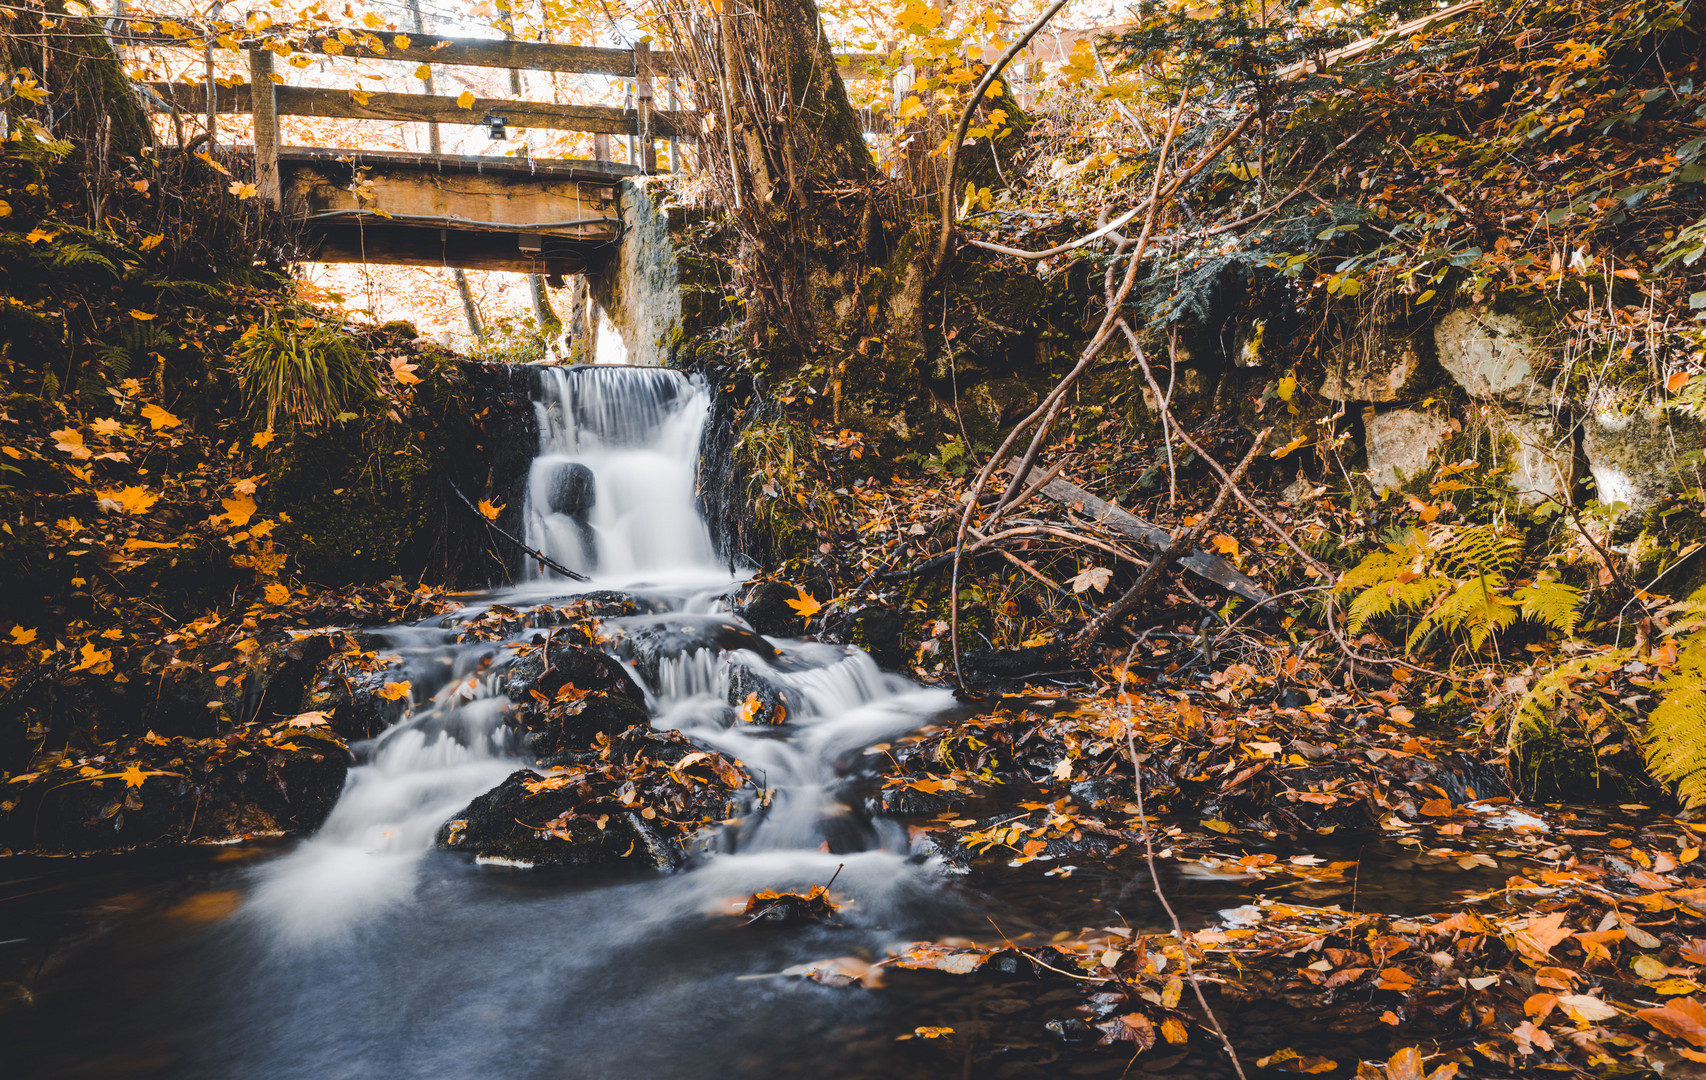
[
  {"x1": 1583, "y1": 406, "x2": 1706, "y2": 518},
  {"x1": 1434, "y1": 306, "x2": 1553, "y2": 403},
  {"x1": 1365, "y1": 408, "x2": 1449, "y2": 490},
  {"x1": 1489, "y1": 411, "x2": 1574, "y2": 508},
  {"x1": 1321, "y1": 330, "x2": 1421, "y2": 402}
]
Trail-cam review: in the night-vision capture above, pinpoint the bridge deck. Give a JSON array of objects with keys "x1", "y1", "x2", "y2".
[{"x1": 280, "y1": 148, "x2": 636, "y2": 274}]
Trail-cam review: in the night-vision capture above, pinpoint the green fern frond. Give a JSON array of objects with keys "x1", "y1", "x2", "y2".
[
  {"x1": 1642, "y1": 632, "x2": 1706, "y2": 810},
  {"x1": 1515, "y1": 578, "x2": 1586, "y2": 636},
  {"x1": 50, "y1": 243, "x2": 118, "y2": 277},
  {"x1": 1409, "y1": 574, "x2": 1520, "y2": 651},
  {"x1": 1348, "y1": 575, "x2": 1448, "y2": 635}
]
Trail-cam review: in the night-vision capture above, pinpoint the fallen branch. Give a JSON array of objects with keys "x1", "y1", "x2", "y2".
[
  {"x1": 447, "y1": 480, "x2": 589, "y2": 583},
  {"x1": 1074, "y1": 431, "x2": 1269, "y2": 650}
]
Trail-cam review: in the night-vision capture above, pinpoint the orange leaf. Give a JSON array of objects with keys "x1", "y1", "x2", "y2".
[
  {"x1": 1669, "y1": 371, "x2": 1692, "y2": 393},
  {"x1": 1638, "y1": 996, "x2": 1706, "y2": 1046},
  {"x1": 98, "y1": 485, "x2": 160, "y2": 515},
  {"x1": 121, "y1": 762, "x2": 147, "y2": 789},
  {"x1": 478, "y1": 499, "x2": 504, "y2": 521},
  {"x1": 784, "y1": 588, "x2": 822, "y2": 620},
  {"x1": 1513, "y1": 912, "x2": 1572, "y2": 962},
  {"x1": 378, "y1": 680, "x2": 412, "y2": 702}
]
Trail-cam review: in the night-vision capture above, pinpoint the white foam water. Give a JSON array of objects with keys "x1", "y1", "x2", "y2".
[{"x1": 250, "y1": 364, "x2": 955, "y2": 945}]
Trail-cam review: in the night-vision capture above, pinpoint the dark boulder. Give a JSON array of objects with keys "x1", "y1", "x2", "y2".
[
  {"x1": 728, "y1": 663, "x2": 791, "y2": 725},
  {"x1": 505, "y1": 641, "x2": 646, "y2": 707},
  {"x1": 734, "y1": 581, "x2": 805, "y2": 638},
  {"x1": 525, "y1": 692, "x2": 652, "y2": 762},
  {"x1": 827, "y1": 605, "x2": 905, "y2": 671},
  {"x1": 545, "y1": 461, "x2": 597, "y2": 515},
  {"x1": 435, "y1": 769, "x2": 675, "y2": 868}
]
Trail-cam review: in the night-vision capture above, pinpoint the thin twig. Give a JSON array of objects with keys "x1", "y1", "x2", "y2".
[
  {"x1": 1117, "y1": 648, "x2": 1247, "y2": 1080},
  {"x1": 447, "y1": 480, "x2": 589, "y2": 582}
]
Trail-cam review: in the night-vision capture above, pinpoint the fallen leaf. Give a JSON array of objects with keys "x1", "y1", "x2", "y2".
[
  {"x1": 785, "y1": 588, "x2": 823, "y2": 620},
  {"x1": 390, "y1": 358, "x2": 422, "y2": 385},
  {"x1": 1070, "y1": 565, "x2": 1113, "y2": 593},
  {"x1": 140, "y1": 403, "x2": 181, "y2": 430},
  {"x1": 478, "y1": 498, "x2": 504, "y2": 521},
  {"x1": 1637, "y1": 997, "x2": 1706, "y2": 1046},
  {"x1": 263, "y1": 583, "x2": 291, "y2": 604},
  {"x1": 9, "y1": 626, "x2": 37, "y2": 645},
  {"x1": 1557, "y1": 993, "x2": 1619, "y2": 1023},
  {"x1": 379, "y1": 681, "x2": 412, "y2": 702},
  {"x1": 252, "y1": 429, "x2": 277, "y2": 448},
  {"x1": 1513, "y1": 912, "x2": 1573, "y2": 962},
  {"x1": 121, "y1": 762, "x2": 147, "y2": 789},
  {"x1": 220, "y1": 494, "x2": 258, "y2": 527},
  {"x1": 98, "y1": 485, "x2": 160, "y2": 515},
  {"x1": 129, "y1": 309, "x2": 156, "y2": 320}
]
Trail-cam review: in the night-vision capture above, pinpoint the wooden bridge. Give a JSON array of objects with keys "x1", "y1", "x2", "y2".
[{"x1": 123, "y1": 17, "x2": 1129, "y2": 274}]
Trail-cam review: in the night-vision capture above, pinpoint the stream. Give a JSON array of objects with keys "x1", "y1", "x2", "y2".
[{"x1": 0, "y1": 366, "x2": 1576, "y2": 1079}]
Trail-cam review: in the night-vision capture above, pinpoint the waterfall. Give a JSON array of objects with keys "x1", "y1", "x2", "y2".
[{"x1": 248, "y1": 364, "x2": 953, "y2": 945}]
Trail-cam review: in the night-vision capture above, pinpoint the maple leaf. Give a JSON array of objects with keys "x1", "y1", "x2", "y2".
[
  {"x1": 220, "y1": 494, "x2": 258, "y2": 527},
  {"x1": 50, "y1": 428, "x2": 92, "y2": 459},
  {"x1": 121, "y1": 762, "x2": 147, "y2": 789},
  {"x1": 1070, "y1": 565, "x2": 1112, "y2": 593},
  {"x1": 288, "y1": 711, "x2": 331, "y2": 728},
  {"x1": 252, "y1": 429, "x2": 276, "y2": 448},
  {"x1": 379, "y1": 680, "x2": 412, "y2": 701},
  {"x1": 390, "y1": 358, "x2": 422, "y2": 385},
  {"x1": 72, "y1": 642, "x2": 114, "y2": 674},
  {"x1": 478, "y1": 498, "x2": 504, "y2": 520},
  {"x1": 263, "y1": 583, "x2": 291, "y2": 604},
  {"x1": 98, "y1": 485, "x2": 160, "y2": 515},
  {"x1": 1210, "y1": 534, "x2": 1240, "y2": 556},
  {"x1": 139, "y1": 234, "x2": 164, "y2": 251},
  {"x1": 393, "y1": 34, "x2": 412, "y2": 49},
  {"x1": 785, "y1": 588, "x2": 823, "y2": 619},
  {"x1": 9, "y1": 626, "x2": 37, "y2": 645},
  {"x1": 228, "y1": 180, "x2": 259, "y2": 199},
  {"x1": 25, "y1": 227, "x2": 58, "y2": 244},
  {"x1": 1512, "y1": 912, "x2": 1573, "y2": 962},
  {"x1": 91, "y1": 417, "x2": 123, "y2": 436},
  {"x1": 140, "y1": 403, "x2": 181, "y2": 430},
  {"x1": 456, "y1": 90, "x2": 476, "y2": 109}
]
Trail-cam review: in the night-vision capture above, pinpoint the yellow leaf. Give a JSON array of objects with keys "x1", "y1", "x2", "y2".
[
  {"x1": 456, "y1": 90, "x2": 476, "y2": 109},
  {"x1": 349, "y1": 89, "x2": 372, "y2": 106},
  {"x1": 9, "y1": 626, "x2": 38, "y2": 645},
  {"x1": 229, "y1": 180, "x2": 259, "y2": 199},
  {"x1": 25, "y1": 227, "x2": 58, "y2": 244},
  {"x1": 140, "y1": 403, "x2": 181, "y2": 430},
  {"x1": 414, "y1": 64, "x2": 432, "y2": 79},
  {"x1": 737, "y1": 692, "x2": 761, "y2": 724},
  {"x1": 91, "y1": 417, "x2": 123, "y2": 435},
  {"x1": 121, "y1": 762, "x2": 147, "y2": 789},
  {"x1": 393, "y1": 34, "x2": 411, "y2": 49},
  {"x1": 50, "y1": 427, "x2": 91, "y2": 458},
  {"x1": 252, "y1": 429, "x2": 276, "y2": 448},
  {"x1": 129, "y1": 309, "x2": 156, "y2": 320},
  {"x1": 1209, "y1": 534, "x2": 1239, "y2": 556},
  {"x1": 122, "y1": 538, "x2": 179, "y2": 550},
  {"x1": 390, "y1": 358, "x2": 422, "y2": 385},
  {"x1": 2, "y1": 446, "x2": 23, "y2": 459},
  {"x1": 1160, "y1": 1016, "x2": 1189, "y2": 1044},
  {"x1": 0, "y1": 199, "x2": 11, "y2": 217},
  {"x1": 72, "y1": 641, "x2": 114, "y2": 674},
  {"x1": 1201, "y1": 819, "x2": 1234, "y2": 833},
  {"x1": 784, "y1": 588, "x2": 823, "y2": 620},
  {"x1": 478, "y1": 498, "x2": 504, "y2": 520},
  {"x1": 97, "y1": 485, "x2": 160, "y2": 515},
  {"x1": 263, "y1": 583, "x2": 291, "y2": 604},
  {"x1": 220, "y1": 494, "x2": 258, "y2": 527},
  {"x1": 379, "y1": 680, "x2": 412, "y2": 701},
  {"x1": 1270, "y1": 434, "x2": 1308, "y2": 459}
]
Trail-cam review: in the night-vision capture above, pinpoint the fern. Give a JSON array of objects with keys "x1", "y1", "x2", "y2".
[
  {"x1": 1643, "y1": 631, "x2": 1706, "y2": 810},
  {"x1": 1409, "y1": 574, "x2": 1519, "y2": 651},
  {"x1": 1515, "y1": 578, "x2": 1586, "y2": 636}
]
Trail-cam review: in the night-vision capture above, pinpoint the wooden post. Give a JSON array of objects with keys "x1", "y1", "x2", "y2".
[
  {"x1": 667, "y1": 76, "x2": 679, "y2": 173},
  {"x1": 248, "y1": 50, "x2": 281, "y2": 210},
  {"x1": 635, "y1": 40, "x2": 657, "y2": 173}
]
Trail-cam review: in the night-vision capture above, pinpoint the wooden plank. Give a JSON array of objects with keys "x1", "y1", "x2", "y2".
[
  {"x1": 247, "y1": 51, "x2": 281, "y2": 209},
  {"x1": 148, "y1": 82, "x2": 690, "y2": 136},
  {"x1": 118, "y1": 22, "x2": 679, "y2": 77},
  {"x1": 1005, "y1": 460, "x2": 1271, "y2": 605},
  {"x1": 275, "y1": 146, "x2": 640, "y2": 181},
  {"x1": 302, "y1": 221, "x2": 610, "y2": 274}
]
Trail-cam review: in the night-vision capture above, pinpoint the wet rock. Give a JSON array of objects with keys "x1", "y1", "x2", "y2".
[
  {"x1": 615, "y1": 615, "x2": 777, "y2": 688},
  {"x1": 505, "y1": 641, "x2": 646, "y2": 707},
  {"x1": 524, "y1": 691, "x2": 651, "y2": 761},
  {"x1": 146, "y1": 632, "x2": 335, "y2": 738},
  {"x1": 828, "y1": 605, "x2": 905, "y2": 671},
  {"x1": 1433, "y1": 305, "x2": 1552, "y2": 404},
  {"x1": 569, "y1": 590, "x2": 666, "y2": 618},
  {"x1": 1583, "y1": 405, "x2": 1706, "y2": 521},
  {"x1": 728, "y1": 663, "x2": 791, "y2": 725},
  {"x1": 735, "y1": 581, "x2": 806, "y2": 638},
  {"x1": 1364, "y1": 408, "x2": 1449, "y2": 490},
  {"x1": 324, "y1": 667, "x2": 411, "y2": 743},
  {"x1": 544, "y1": 460, "x2": 596, "y2": 515},
  {"x1": 435, "y1": 769, "x2": 671, "y2": 869},
  {"x1": 3, "y1": 726, "x2": 351, "y2": 853}
]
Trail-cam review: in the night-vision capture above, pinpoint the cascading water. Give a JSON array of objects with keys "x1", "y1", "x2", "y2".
[{"x1": 247, "y1": 363, "x2": 954, "y2": 962}]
